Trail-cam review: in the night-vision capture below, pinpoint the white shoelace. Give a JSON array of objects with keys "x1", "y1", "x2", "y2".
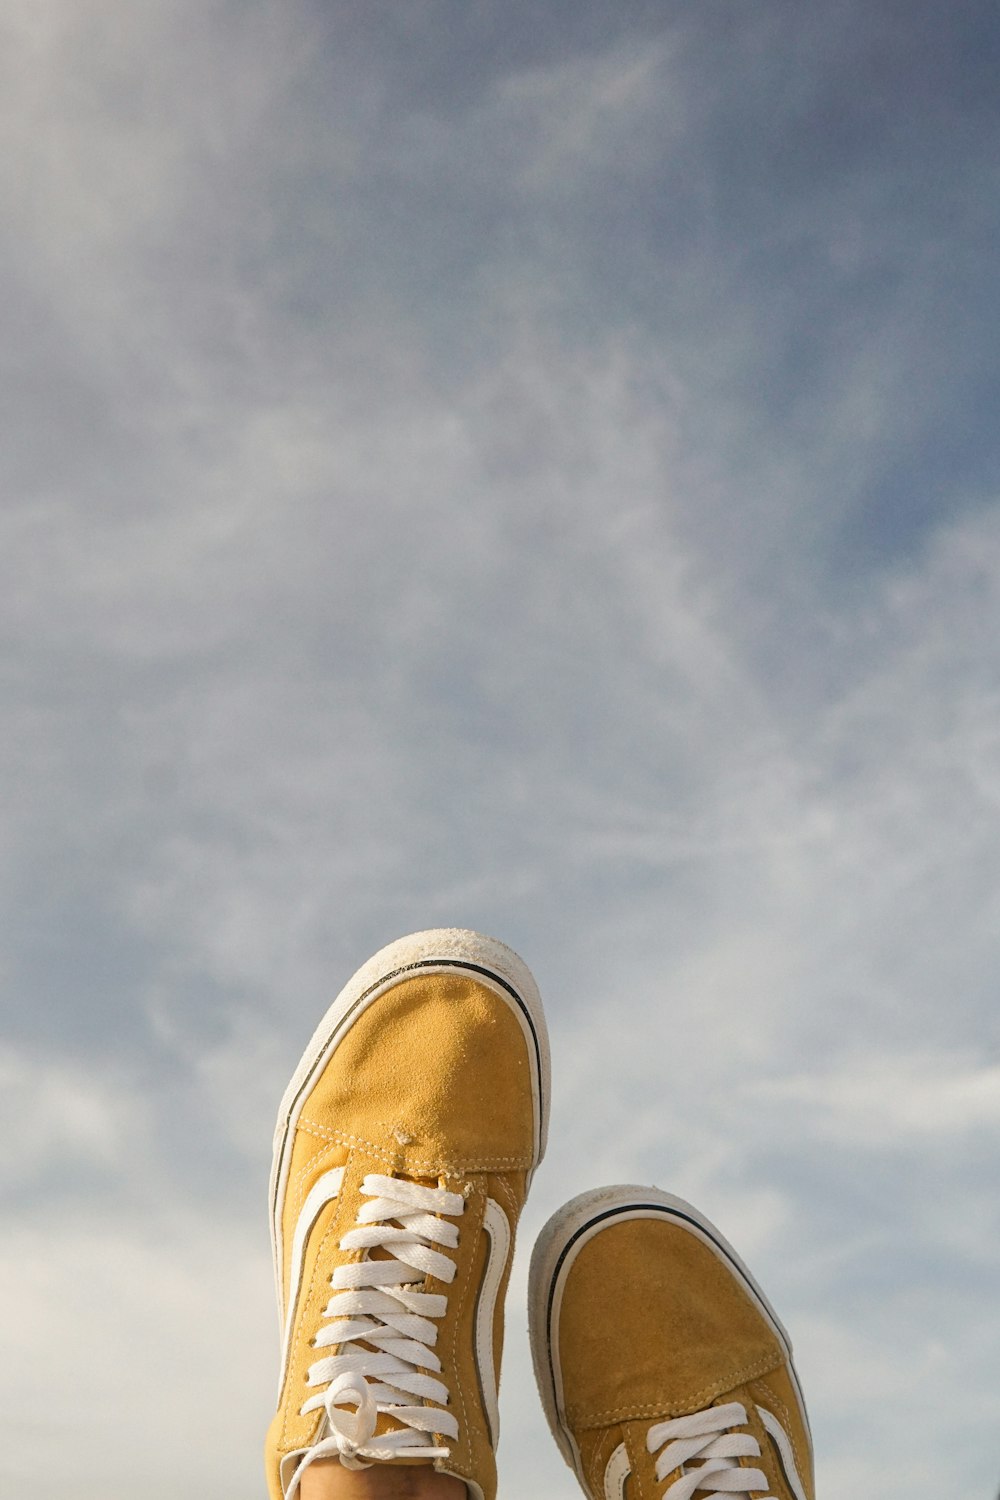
[
  {"x1": 647, "y1": 1402, "x2": 776, "y2": 1499},
  {"x1": 282, "y1": 1174, "x2": 465, "y2": 1498}
]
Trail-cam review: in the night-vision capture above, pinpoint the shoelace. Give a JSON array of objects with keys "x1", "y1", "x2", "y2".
[
  {"x1": 647, "y1": 1402, "x2": 776, "y2": 1499},
  {"x1": 283, "y1": 1174, "x2": 465, "y2": 1498}
]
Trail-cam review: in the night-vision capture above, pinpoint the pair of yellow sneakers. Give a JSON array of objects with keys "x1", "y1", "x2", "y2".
[{"x1": 265, "y1": 930, "x2": 814, "y2": 1500}]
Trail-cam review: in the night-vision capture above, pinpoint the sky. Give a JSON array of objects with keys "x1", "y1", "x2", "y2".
[{"x1": 2, "y1": 2, "x2": 1000, "y2": 1496}]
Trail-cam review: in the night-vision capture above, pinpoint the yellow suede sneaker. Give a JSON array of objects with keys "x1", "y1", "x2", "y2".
[
  {"x1": 265, "y1": 929, "x2": 549, "y2": 1500},
  {"x1": 529, "y1": 1186, "x2": 814, "y2": 1500}
]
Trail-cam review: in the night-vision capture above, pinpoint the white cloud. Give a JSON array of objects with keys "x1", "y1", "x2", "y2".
[
  {"x1": 497, "y1": 34, "x2": 675, "y2": 191},
  {"x1": 798, "y1": 1305, "x2": 1000, "y2": 1500},
  {"x1": 0, "y1": 1213, "x2": 273, "y2": 1500},
  {"x1": 754, "y1": 1051, "x2": 1000, "y2": 1145},
  {"x1": 0, "y1": 1047, "x2": 150, "y2": 1189}
]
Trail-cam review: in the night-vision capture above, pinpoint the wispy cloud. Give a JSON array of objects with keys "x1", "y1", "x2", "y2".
[
  {"x1": 755, "y1": 1051, "x2": 1000, "y2": 1144},
  {"x1": 3, "y1": 4, "x2": 1000, "y2": 1498},
  {"x1": 0, "y1": 1046, "x2": 149, "y2": 1188},
  {"x1": 0, "y1": 1211, "x2": 272, "y2": 1500}
]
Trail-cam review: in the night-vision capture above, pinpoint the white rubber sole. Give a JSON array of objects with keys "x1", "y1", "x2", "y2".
[
  {"x1": 528, "y1": 1184, "x2": 811, "y2": 1484},
  {"x1": 269, "y1": 927, "x2": 551, "y2": 1321}
]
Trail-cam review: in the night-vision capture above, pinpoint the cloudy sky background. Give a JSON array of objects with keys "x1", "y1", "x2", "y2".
[{"x1": 3, "y1": 2, "x2": 1000, "y2": 1496}]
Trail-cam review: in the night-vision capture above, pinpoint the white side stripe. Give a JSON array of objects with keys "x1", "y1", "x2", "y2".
[
  {"x1": 278, "y1": 1166, "x2": 345, "y2": 1394},
  {"x1": 475, "y1": 1198, "x2": 511, "y2": 1446},
  {"x1": 757, "y1": 1405, "x2": 808, "y2": 1500},
  {"x1": 604, "y1": 1442, "x2": 630, "y2": 1500}
]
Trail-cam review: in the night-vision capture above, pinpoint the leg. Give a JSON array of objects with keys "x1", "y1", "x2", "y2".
[{"x1": 301, "y1": 1457, "x2": 466, "y2": 1499}]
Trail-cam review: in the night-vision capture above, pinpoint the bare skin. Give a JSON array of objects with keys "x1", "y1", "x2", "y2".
[{"x1": 301, "y1": 1459, "x2": 467, "y2": 1500}]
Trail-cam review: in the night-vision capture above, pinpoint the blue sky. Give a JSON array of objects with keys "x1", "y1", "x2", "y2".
[{"x1": 3, "y1": 3, "x2": 1000, "y2": 1497}]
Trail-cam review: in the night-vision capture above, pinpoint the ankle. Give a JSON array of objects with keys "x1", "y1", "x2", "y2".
[{"x1": 300, "y1": 1458, "x2": 467, "y2": 1500}]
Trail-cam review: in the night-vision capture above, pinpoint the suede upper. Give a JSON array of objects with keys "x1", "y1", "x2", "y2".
[
  {"x1": 284, "y1": 972, "x2": 537, "y2": 1181},
  {"x1": 559, "y1": 1219, "x2": 785, "y2": 1426},
  {"x1": 265, "y1": 968, "x2": 540, "y2": 1500}
]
